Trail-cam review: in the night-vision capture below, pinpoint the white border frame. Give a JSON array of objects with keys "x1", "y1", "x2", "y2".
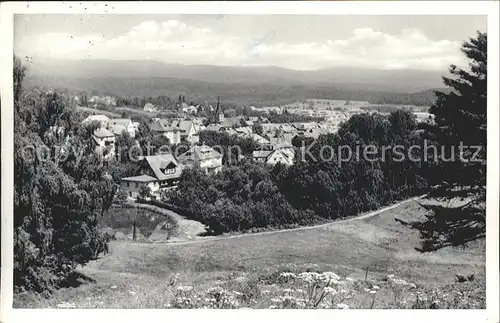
[{"x1": 1, "y1": 2, "x2": 498, "y2": 323}]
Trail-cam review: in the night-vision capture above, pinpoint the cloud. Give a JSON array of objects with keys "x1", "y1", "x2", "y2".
[{"x1": 16, "y1": 20, "x2": 465, "y2": 71}]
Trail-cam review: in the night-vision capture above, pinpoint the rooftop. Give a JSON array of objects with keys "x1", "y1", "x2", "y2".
[
  {"x1": 121, "y1": 174, "x2": 158, "y2": 182},
  {"x1": 93, "y1": 127, "x2": 115, "y2": 138}
]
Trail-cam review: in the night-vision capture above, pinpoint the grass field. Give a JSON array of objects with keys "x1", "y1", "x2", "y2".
[
  {"x1": 14, "y1": 198, "x2": 485, "y2": 309},
  {"x1": 75, "y1": 106, "x2": 121, "y2": 118}
]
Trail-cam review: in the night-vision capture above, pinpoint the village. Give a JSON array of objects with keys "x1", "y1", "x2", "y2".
[
  {"x1": 9, "y1": 11, "x2": 491, "y2": 313},
  {"x1": 79, "y1": 94, "x2": 435, "y2": 201}
]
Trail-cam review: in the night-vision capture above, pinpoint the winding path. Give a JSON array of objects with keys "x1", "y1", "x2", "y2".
[{"x1": 129, "y1": 195, "x2": 426, "y2": 247}]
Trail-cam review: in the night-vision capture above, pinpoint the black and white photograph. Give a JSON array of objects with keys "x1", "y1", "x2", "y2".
[{"x1": 1, "y1": 1, "x2": 499, "y2": 322}]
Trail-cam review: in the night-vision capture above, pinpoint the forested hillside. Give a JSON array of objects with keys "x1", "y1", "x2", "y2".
[{"x1": 24, "y1": 75, "x2": 443, "y2": 107}]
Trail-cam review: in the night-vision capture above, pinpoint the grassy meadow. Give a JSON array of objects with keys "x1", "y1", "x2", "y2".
[{"x1": 14, "y1": 198, "x2": 485, "y2": 309}]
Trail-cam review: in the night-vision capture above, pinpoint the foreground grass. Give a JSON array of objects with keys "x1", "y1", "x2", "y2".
[{"x1": 14, "y1": 199, "x2": 485, "y2": 309}]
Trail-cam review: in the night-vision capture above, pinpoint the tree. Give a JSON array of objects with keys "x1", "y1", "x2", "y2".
[
  {"x1": 252, "y1": 123, "x2": 263, "y2": 136},
  {"x1": 139, "y1": 185, "x2": 152, "y2": 200},
  {"x1": 13, "y1": 56, "x2": 116, "y2": 293},
  {"x1": 427, "y1": 31, "x2": 487, "y2": 189}
]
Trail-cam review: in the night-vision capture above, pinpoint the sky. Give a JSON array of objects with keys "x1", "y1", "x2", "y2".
[{"x1": 14, "y1": 14, "x2": 487, "y2": 71}]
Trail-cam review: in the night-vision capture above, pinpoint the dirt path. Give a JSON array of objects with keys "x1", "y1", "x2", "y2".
[{"x1": 136, "y1": 195, "x2": 426, "y2": 246}]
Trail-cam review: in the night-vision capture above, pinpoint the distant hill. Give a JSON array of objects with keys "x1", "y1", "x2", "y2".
[{"x1": 23, "y1": 59, "x2": 449, "y2": 107}]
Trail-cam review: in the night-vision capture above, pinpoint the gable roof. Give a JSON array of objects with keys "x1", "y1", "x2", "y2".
[
  {"x1": 150, "y1": 119, "x2": 179, "y2": 132},
  {"x1": 82, "y1": 115, "x2": 110, "y2": 124},
  {"x1": 235, "y1": 127, "x2": 252, "y2": 134},
  {"x1": 171, "y1": 120, "x2": 196, "y2": 133},
  {"x1": 121, "y1": 174, "x2": 157, "y2": 183},
  {"x1": 205, "y1": 124, "x2": 223, "y2": 132},
  {"x1": 151, "y1": 119, "x2": 196, "y2": 133},
  {"x1": 144, "y1": 103, "x2": 155, "y2": 110},
  {"x1": 178, "y1": 145, "x2": 222, "y2": 162},
  {"x1": 93, "y1": 127, "x2": 114, "y2": 138},
  {"x1": 221, "y1": 117, "x2": 243, "y2": 128},
  {"x1": 110, "y1": 119, "x2": 132, "y2": 127},
  {"x1": 252, "y1": 150, "x2": 272, "y2": 159},
  {"x1": 110, "y1": 124, "x2": 127, "y2": 136},
  {"x1": 143, "y1": 154, "x2": 183, "y2": 181},
  {"x1": 248, "y1": 133, "x2": 269, "y2": 144}
]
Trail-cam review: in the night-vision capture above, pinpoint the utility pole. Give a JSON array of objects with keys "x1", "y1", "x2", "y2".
[{"x1": 132, "y1": 204, "x2": 137, "y2": 241}]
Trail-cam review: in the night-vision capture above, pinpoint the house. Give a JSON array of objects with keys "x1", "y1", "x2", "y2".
[
  {"x1": 182, "y1": 105, "x2": 198, "y2": 115},
  {"x1": 173, "y1": 120, "x2": 200, "y2": 144},
  {"x1": 150, "y1": 119, "x2": 200, "y2": 145},
  {"x1": 177, "y1": 145, "x2": 223, "y2": 175},
  {"x1": 247, "y1": 133, "x2": 269, "y2": 145},
  {"x1": 120, "y1": 154, "x2": 183, "y2": 199},
  {"x1": 82, "y1": 114, "x2": 110, "y2": 128},
  {"x1": 109, "y1": 118, "x2": 136, "y2": 138},
  {"x1": 414, "y1": 112, "x2": 435, "y2": 124},
  {"x1": 252, "y1": 146, "x2": 295, "y2": 166},
  {"x1": 132, "y1": 121, "x2": 140, "y2": 132},
  {"x1": 88, "y1": 96, "x2": 100, "y2": 105},
  {"x1": 143, "y1": 103, "x2": 157, "y2": 112},
  {"x1": 151, "y1": 119, "x2": 181, "y2": 144},
  {"x1": 235, "y1": 127, "x2": 253, "y2": 135},
  {"x1": 218, "y1": 113, "x2": 245, "y2": 128},
  {"x1": 205, "y1": 124, "x2": 224, "y2": 132},
  {"x1": 92, "y1": 127, "x2": 116, "y2": 160}
]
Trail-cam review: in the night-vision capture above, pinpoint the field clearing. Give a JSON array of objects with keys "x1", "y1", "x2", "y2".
[
  {"x1": 75, "y1": 106, "x2": 121, "y2": 118},
  {"x1": 14, "y1": 198, "x2": 485, "y2": 309},
  {"x1": 114, "y1": 107, "x2": 159, "y2": 118}
]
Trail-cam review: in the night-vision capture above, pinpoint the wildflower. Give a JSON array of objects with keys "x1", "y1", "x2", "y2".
[
  {"x1": 129, "y1": 291, "x2": 136, "y2": 295},
  {"x1": 372, "y1": 285, "x2": 380, "y2": 290},
  {"x1": 387, "y1": 274, "x2": 395, "y2": 279},
  {"x1": 110, "y1": 285, "x2": 117, "y2": 289},
  {"x1": 57, "y1": 302, "x2": 76, "y2": 308},
  {"x1": 269, "y1": 305, "x2": 278, "y2": 309},
  {"x1": 321, "y1": 271, "x2": 341, "y2": 281},
  {"x1": 235, "y1": 276, "x2": 247, "y2": 283},
  {"x1": 323, "y1": 287, "x2": 337, "y2": 295},
  {"x1": 369, "y1": 290, "x2": 377, "y2": 294},
  {"x1": 262, "y1": 290, "x2": 270, "y2": 295},
  {"x1": 392, "y1": 279, "x2": 408, "y2": 286},
  {"x1": 336, "y1": 303, "x2": 349, "y2": 309},
  {"x1": 279, "y1": 272, "x2": 297, "y2": 279},
  {"x1": 207, "y1": 286, "x2": 224, "y2": 294},
  {"x1": 176, "y1": 285, "x2": 193, "y2": 292},
  {"x1": 364, "y1": 288, "x2": 371, "y2": 292},
  {"x1": 345, "y1": 277, "x2": 354, "y2": 282},
  {"x1": 408, "y1": 283, "x2": 417, "y2": 289}
]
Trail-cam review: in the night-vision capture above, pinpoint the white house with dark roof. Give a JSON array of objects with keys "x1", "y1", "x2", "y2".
[
  {"x1": 120, "y1": 153, "x2": 184, "y2": 198},
  {"x1": 109, "y1": 118, "x2": 136, "y2": 138},
  {"x1": 92, "y1": 127, "x2": 116, "y2": 160},
  {"x1": 252, "y1": 147, "x2": 295, "y2": 166},
  {"x1": 143, "y1": 102, "x2": 157, "y2": 112},
  {"x1": 177, "y1": 145, "x2": 222, "y2": 175},
  {"x1": 150, "y1": 119, "x2": 200, "y2": 145}
]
